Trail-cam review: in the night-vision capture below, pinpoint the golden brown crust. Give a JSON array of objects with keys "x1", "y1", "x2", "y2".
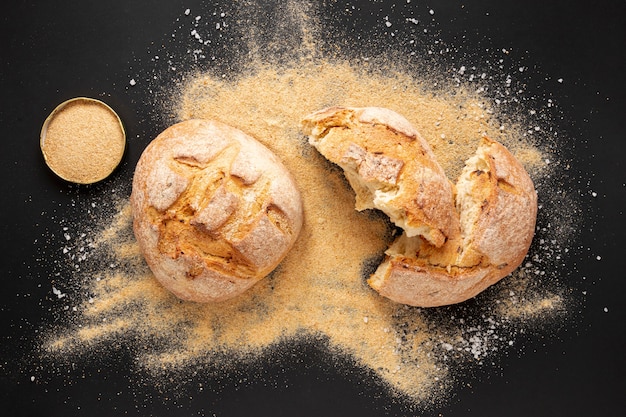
[
  {"x1": 131, "y1": 119, "x2": 303, "y2": 303},
  {"x1": 302, "y1": 107, "x2": 537, "y2": 307},
  {"x1": 370, "y1": 258, "x2": 493, "y2": 308}
]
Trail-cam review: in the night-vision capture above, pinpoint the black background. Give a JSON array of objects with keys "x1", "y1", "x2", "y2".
[{"x1": 1, "y1": 1, "x2": 625, "y2": 416}]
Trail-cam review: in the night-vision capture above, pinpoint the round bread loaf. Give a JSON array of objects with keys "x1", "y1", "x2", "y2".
[
  {"x1": 131, "y1": 119, "x2": 303, "y2": 303},
  {"x1": 302, "y1": 106, "x2": 537, "y2": 307}
]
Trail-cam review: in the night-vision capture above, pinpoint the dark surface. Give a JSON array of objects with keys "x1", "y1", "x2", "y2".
[{"x1": 1, "y1": 1, "x2": 625, "y2": 416}]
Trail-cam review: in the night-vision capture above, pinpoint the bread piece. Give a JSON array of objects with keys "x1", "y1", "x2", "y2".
[
  {"x1": 302, "y1": 106, "x2": 537, "y2": 307},
  {"x1": 369, "y1": 137, "x2": 537, "y2": 307},
  {"x1": 131, "y1": 119, "x2": 303, "y2": 302},
  {"x1": 302, "y1": 106, "x2": 458, "y2": 247}
]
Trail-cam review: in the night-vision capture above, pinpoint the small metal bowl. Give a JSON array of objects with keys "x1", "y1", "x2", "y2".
[{"x1": 40, "y1": 97, "x2": 126, "y2": 184}]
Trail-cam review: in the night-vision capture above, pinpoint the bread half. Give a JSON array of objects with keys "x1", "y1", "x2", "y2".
[{"x1": 302, "y1": 106, "x2": 458, "y2": 247}]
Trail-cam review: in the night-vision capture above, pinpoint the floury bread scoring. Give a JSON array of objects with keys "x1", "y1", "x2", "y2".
[
  {"x1": 130, "y1": 119, "x2": 303, "y2": 302},
  {"x1": 302, "y1": 106, "x2": 538, "y2": 307}
]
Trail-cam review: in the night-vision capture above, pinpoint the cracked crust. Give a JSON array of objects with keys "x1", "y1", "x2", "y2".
[
  {"x1": 302, "y1": 107, "x2": 537, "y2": 307},
  {"x1": 131, "y1": 119, "x2": 303, "y2": 303}
]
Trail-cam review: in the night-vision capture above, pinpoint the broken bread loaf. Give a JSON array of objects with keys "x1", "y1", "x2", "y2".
[
  {"x1": 302, "y1": 106, "x2": 537, "y2": 307},
  {"x1": 131, "y1": 119, "x2": 303, "y2": 303}
]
